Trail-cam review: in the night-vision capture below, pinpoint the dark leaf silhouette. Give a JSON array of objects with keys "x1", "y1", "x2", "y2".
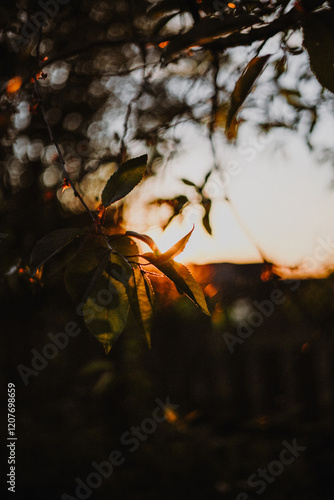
[
  {"x1": 226, "y1": 55, "x2": 271, "y2": 135},
  {"x1": 102, "y1": 155, "x2": 147, "y2": 208},
  {"x1": 303, "y1": 9, "x2": 334, "y2": 94},
  {"x1": 30, "y1": 228, "x2": 84, "y2": 276}
]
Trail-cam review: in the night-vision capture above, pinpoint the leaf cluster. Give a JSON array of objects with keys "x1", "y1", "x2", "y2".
[
  {"x1": 1, "y1": 0, "x2": 334, "y2": 354},
  {"x1": 30, "y1": 155, "x2": 209, "y2": 353}
]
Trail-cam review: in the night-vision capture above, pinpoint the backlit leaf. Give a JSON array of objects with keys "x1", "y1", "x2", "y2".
[
  {"x1": 30, "y1": 228, "x2": 84, "y2": 276},
  {"x1": 81, "y1": 249, "x2": 111, "y2": 304},
  {"x1": 153, "y1": 225, "x2": 194, "y2": 264},
  {"x1": 109, "y1": 235, "x2": 139, "y2": 261},
  {"x1": 125, "y1": 231, "x2": 160, "y2": 254},
  {"x1": 101, "y1": 155, "x2": 147, "y2": 208},
  {"x1": 142, "y1": 254, "x2": 210, "y2": 315},
  {"x1": 65, "y1": 234, "x2": 108, "y2": 302},
  {"x1": 65, "y1": 235, "x2": 132, "y2": 352},
  {"x1": 226, "y1": 54, "x2": 271, "y2": 135},
  {"x1": 83, "y1": 275, "x2": 129, "y2": 354},
  {"x1": 127, "y1": 267, "x2": 154, "y2": 347}
]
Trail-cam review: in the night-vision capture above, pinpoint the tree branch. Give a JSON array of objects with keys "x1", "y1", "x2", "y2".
[{"x1": 206, "y1": 8, "x2": 302, "y2": 52}]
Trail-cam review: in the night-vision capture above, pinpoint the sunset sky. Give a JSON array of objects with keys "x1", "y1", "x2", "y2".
[{"x1": 126, "y1": 120, "x2": 334, "y2": 277}]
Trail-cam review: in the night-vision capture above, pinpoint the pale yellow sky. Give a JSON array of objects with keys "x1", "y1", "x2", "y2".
[{"x1": 125, "y1": 123, "x2": 334, "y2": 277}]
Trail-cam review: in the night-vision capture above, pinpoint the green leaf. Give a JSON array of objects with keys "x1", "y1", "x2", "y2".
[
  {"x1": 127, "y1": 268, "x2": 154, "y2": 347},
  {"x1": 81, "y1": 249, "x2": 112, "y2": 304},
  {"x1": 142, "y1": 254, "x2": 210, "y2": 315},
  {"x1": 65, "y1": 235, "x2": 132, "y2": 353},
  {"x1": 65, "y1": 234, "x2": 108, "y2": 302},
  {"x1": 109, "y1": 235, "x2": 139, "y2": 261},
  {"x1": 101, "y1": 155, "x2": 148, "y2": 208},
  {"x1": 107, "y1": 253, "x2": 132, "y2": 287},
  {"x1": 83, "y1": 275, "x2": 129, "y2": 354},
  {"x1": 30, "y1": 228, "x2": 84, "y2": 276},
  {"x1": 153, "y1": 225, "x2": 194, "y2": 264},
  {"x1": 226, "y1": 54, "x2": 271, "y2": 135},
  {"x1": 303, "y1": 9, "x2": 334, "y2": 94}
]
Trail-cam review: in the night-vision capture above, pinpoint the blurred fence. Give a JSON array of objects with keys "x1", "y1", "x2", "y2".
[{"x1": 152, "y1": 263, "x2": 334, "y2": 429}]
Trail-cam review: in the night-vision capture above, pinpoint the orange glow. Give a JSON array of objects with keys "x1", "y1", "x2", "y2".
[
  {"x1": 37, "y1": 71, "x2": 47, "y2": 80},
  {"x1": 214, "y1": 302, "x2": 223, "y2": 314},
  {"x1": 164, "y1": 407, "x2": 178, "y2": 423},
  {"x1": 18, "y1": 268, "x2": 25, "y2": 274},
  {"x1": 42, "y1": 56, "x2": 49, "y2": 62},
  {"x1": 61, "y1": 178, "x2": 71, "y2": 194},
  {"x1": 228, "y1": 2, "x2": 236, "y2": 8},
  {"x1": 184, "y1": 409, "x2": 201, "y2": 422},
  {"x1": 6, "y1": 76, "x2": 22, "y2": 94},
  {"x1": 196, "y1": 0, "x2": 202, "y2": 3},
  {"x1": 61, "y1": 185, "x2": 71, "y2": 194},
  {"x1": 97, "y1": 204, "x2": 105, "y2": 216},
  {"x1": 97, "y1": 204, "x2": 106, "y2": 225},
  {"x1": 35, "y1": 267, "x2": 43, "y2": 280},
  {"x1": 159, "y1": 41, "x2": 169, "y2": 48},
  {"x1": 204, "y1": 283, "x2": 218, "y2": 297},
  {"x1": 301, "y1": 342, "x2": 310, "y2": 354},
  {"x1": 31, "y1": 71, "x2": 47, "y2": 83},
  {"x1": 261, "y1": 265, "x2": 273, "y2": 281}
]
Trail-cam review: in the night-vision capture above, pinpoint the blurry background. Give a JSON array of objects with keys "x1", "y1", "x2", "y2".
[{"x1": 1, "y1": 0, "x2": 334, "y2": 498}]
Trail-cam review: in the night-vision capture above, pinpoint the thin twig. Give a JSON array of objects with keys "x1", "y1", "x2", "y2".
[
  {"x1": 33, "y1": 77, "x2": 125, "y2": 258},
  {"x1": 39, "y1": 37, "x2": 167, "y2": 70},
  {"x1": 119, "y1": 62, "x2": 153, "y2": 162},
  {"x1": 33, "y1": 76, "x2": 97, "y2": 223},
  {"x1": 209, "y1": 50, "x2": 220, "y2": 136},
  {"x1": 33, "y1": 74, "x2": 139, "y2": 266}
]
